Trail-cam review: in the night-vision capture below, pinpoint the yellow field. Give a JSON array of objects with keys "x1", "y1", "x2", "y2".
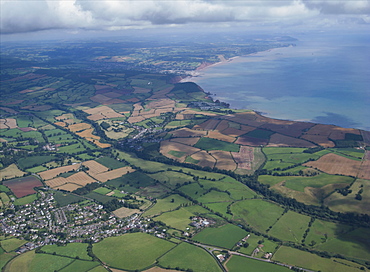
[
  {"x1": 68, "y1": 123, "x2": 91, "y2": 132},
  {"x1": 358, "y1": 160, "x2": 370, "y2": 180},
  {"x1": 38, "y1": 164, "x2": 80, "y2": 180},
  {"x1": 0, "y1": 164, "x2": 26, "y2": 181},
  {"x1": 46, "y1": 172, "x2": 97, "y2": 189},
  {"x1": 92, "y1": 167, "x2": 135, "y2": 182},
  {"x1": 146, "y1": 98, "x2": 175, "y2": 109},
  {"x1": 76, "y1": 128, "x2": 100, "y2": 140},
  {"x1": 55, "y1": 113, "x2": 74, "y2": 120},
  {"x1": 0, "y1": 118, "x2": 17, "y2": 129},
  {"x1": 171, "y1": 128, "x2": 207, "y2": 138},
  {"x1": 232, "y1": 146, "x2": 254, "y2": 170},
  {"x1": 268, "y1": 134, "x2": 316, "y2": 148},
  {"x1": 55, "y1": 183, "x2": 82, "y2": 192},
  {"x1": 193, "y1": 119, "x2": 220, "y2": 131},
  {"x1": 113, "y1": 207, "x2": 141, "y2": 218},
  {"x1": 92, "y1": 140, "x2": 111, "y2": 148},
  {"x1": 54, "y1": 121, "x2": 67, "y2": 127},
  {"x1": 84, "y1": 106, "x2": 124, "y2": 120},
  {"x1": 207, "y1": 130, "x2": 236, "y2": 143},
  {"x1": 209, "y1": 150, "x2": 237, "y2": 171},
  {"x1": 82, "y1": 160, "x2": 109, "y2": 176},
  {"x1": 304, "y1": 153, "x2": 362, "y2": 177}
]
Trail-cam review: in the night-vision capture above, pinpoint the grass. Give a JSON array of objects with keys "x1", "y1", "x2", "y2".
[
  {"x1": 194, "y1": 137, "x2": 240, "y2": 152},
  {"x1": 273, "y1": 246, "x2": 363, "y2": 272},
  {"x1": 0, "y1": 251, "x2": 17, "y2": 271},
  {"x1": 41, "y1": 243, "x2": 92, "y2": 260},
  {"x1": 85, "y1": 192, "x2": 113, "y2": 204},
  {"x1": 197, "y1": 190, "x2": 234, "y2": 203},
  {"x1": 158, "y1": 242, "x2": 222, "y2": 272},
  {"x1": 143, "y1": 194, "x2": 191, "y2": 217},
  {"x1": 14, "y1": 194, "x2": 38, "y2": 206},
  {"x1": 95, "y1": 157, "x2": 127, "y2": 169},
  {"x1": 231, "y1": 199, "x2": 284, "y2": 233},
  {"x1": 1, "y1": 238, "x2": 26, "y2": 252},
  {"x1": 0, "y1": 185, "x2": 10, "y2": 192},
  {"x1": 305, "y1": 219, "x2": 353, "y2": 247},
  {"x1": 53, "y1": 191, "x2": 85, "y2": 206},
  {"x1": 17, "y1": 156, "x2": 55, "y2": 169},
  {"x1": 226, "y1": 255, "x2": 291, "y2": 272},
  {"x1": 93, "y1": 187, "x2": 112, "y2": 195},
  {"x1": 178, "y1": 183, "x2": 207, "y2": 199},
  {"x1": 316, "y1": 227, "x2": 370, "y2": 261},
  {"x1": 59, "y1": 259, "x2": 99, "y2": 272},
  {"x1": 93, "y1": 233, "x2": 176, "y2": 271},
  {"x1": 268, "y1": 211, "x2": 311, "y2": 242},
  {"x1": 148, "y1": 171, "x2": 193, "y2": 188},
  {"x1": 246, "y1": 129, "x2": 274, "y2": 139},
  {"x1": 205, "y1": 202, "x2": 232, "y2": 219},
  {"x1": 153, "y1": 208, "x2": 194, "y2": 230},
  {"x1": 106, "y1": 171, "x2": 155, "y2": 189},
  {"x1": 25, "y1": 166, "x2": 48, "y2": 173},
  {"x1": 168, "y1": 150, "x2": 187, "y2": 158},
  {"x1": 193, "y1": 224, "x2": 247, "y2": 249}
]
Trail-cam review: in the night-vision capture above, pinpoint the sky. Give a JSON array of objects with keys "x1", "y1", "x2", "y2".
[{"x1": 1, "y1": 0, "x2": 370, "y2": 40}]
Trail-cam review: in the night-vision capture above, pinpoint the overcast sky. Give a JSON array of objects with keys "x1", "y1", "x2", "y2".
[{"x1": 1, "y1": 0, "x2": 370, "y2": 40}]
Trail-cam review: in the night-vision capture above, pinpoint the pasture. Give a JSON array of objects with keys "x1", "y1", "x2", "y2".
[
  {"x1": 226, "y1": 255, "x2": 291, "y2": 272},
  {"x1": 268, "y1": 211, "x2": 311, "y2": 242},
  {"x1": 153, "y1": 208, "x2": 194, "y2": 230},
  {"x1": 0, "y1": 164, "x2": 26, "y2": 180},
  {"x1": 197, "y1": 190, "x2": 234, "y2": 203},
  {"x1": 93, "y1": 233, "x2": 175, "y2": 271},
  {"x1": 59, "y1": 260, "x2": 99, "y2": 272},
  {"x1": 231, "y1": 199, "x2": 284, "y2": 233},
  {"x1": 193, "y1": 224, "x2": 247, "y2": 249},
  {"x1": 41, "y1": 243, "x2": 91, "y2": 260},
  {"x1": 96, "y1": 157, "x2": 127, "y2": 169},
  {"x1": 273, "y1": 246, "x2": 363, "y2": 272},
  {"x1": 13, "y1": 194, "x2": 38, "y2": 206},
  {"x1": 1, "y1": 238, "x2": 26, "y2": 252},
  {"x1": 143, "y1": 194, "x2": 191, "y2": 217},
  {"x1": 158, "y1": 242, "x2": 222, "y2": 272}
]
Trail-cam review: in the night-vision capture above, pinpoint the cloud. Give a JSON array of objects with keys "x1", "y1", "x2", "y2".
[{"x1": 1, "y1": 0, "x2": 369, "y2": 34}]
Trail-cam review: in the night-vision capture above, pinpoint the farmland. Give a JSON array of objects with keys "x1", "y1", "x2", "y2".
[{"x1": 1, "y1": 39, "x2": 370, "y2": 272}]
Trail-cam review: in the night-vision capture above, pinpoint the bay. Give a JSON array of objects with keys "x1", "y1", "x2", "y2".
[{"x1": 190, "y1": 32, "x2": 370, "y2": 131}]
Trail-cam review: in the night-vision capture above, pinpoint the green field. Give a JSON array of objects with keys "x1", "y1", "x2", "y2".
[
  {"x1": 226, "y1": 255, "x2": 291, "y2": 272},
  {"x1": 231, "y1": 199, "x2": 284, "y2": 233},
  {"x1": 268, "y1": 211, "x2": 311, "y2": 242},
  {"x1": 316, "y1": 227, "x2": 370, "y2": 260},
  {"x1": 143, "y1": 194, "x2": 191, "y2": 217},
  {"x1": 17, "y1": 156, "x2": 55, "y2": 169},
  {"x1": 93, "y1": 187, "x2": 112, "y2": 195},
  {"x1": 14, "y1": 194, "x2": 38, "y2": 206},
  {"x1": 153, "y1": 208, "x2": 194, "y2": 230},
  {"x1": 59, "y1": 259, "x2": 99, "y2": 272},
  {"x1": 1, "y1": 238, "x2": 26, "y2": 252},
  {"x1": 41, "y1": 243, "x2": 91, "y2": 260},
  {"x1": 193, "y1": 224, "x2": 247, "y2": 249},
  {"x1": 305, "y1": 219, "x2": 353, "y2": 247},
  {"x1": 93, "y1": 233, "x2": 175, "y2": 271},
  {"x1": 205, "y1": 202, "x2": 232, "y2": 219},
  {"x1": 158, "y1": 242, "x2": 222, "y2": 272},
  {"x1": 259, "y1": 174, "x2": 353, "y2": 192},
  {"x1": 53, "y1": 191, "x2": 85, "y2": 206},
  {"x1": 238, "y1": 236, "x2": 279, "y2": 257},
  {"x1": 148, "y1": 171, "x2": 194, "y2": 187},
  {"x1": 106, "y1": 171, "x2": 155, "y2": 189},
  {"x1": 194, "y1": 137, "x2": 240, "y2": 152},
  {"x1": 197, "y1": 190, "x2": 234, "y2": 203},
  {"x1": 246, "y1": 129, "x2": 274, "y2": 139},
  {"x1": 179, "y1": 183, "x2": 208, "y2": 199},
  {"x1": 273, "y1": 246, "x2": 364, "y2": 272},
  {"x1": 4, "y1": 250, "x2": 74, "y2": 272},
  {"x1": 95, "y1": 157, "x2": 127, "y2": 169}
]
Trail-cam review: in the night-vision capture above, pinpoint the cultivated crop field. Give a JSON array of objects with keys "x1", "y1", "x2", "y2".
[
  {"x1": 226, "y1": 255, "x2": 291, "y2": 272},
  {"x1": 3, "y1": 176, "x2": 43, "y2": 198}
]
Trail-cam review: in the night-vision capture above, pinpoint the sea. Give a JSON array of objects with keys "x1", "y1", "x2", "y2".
[{"x1": 190, "y1": 31, "x2": 370, "y2": 131}]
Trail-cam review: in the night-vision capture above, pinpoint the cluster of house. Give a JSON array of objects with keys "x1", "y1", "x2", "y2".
[{"x1": 190, "y1": 216, "x2": 214, "y2": 229}]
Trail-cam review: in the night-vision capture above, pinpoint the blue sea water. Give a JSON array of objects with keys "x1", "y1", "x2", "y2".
[{"x1": 191, "y1": 32, "x2": 370, "y2": 131}]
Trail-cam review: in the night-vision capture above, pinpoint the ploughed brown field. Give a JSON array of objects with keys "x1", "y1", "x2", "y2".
[{"x1": 4, "y1": 176, "x2": 43, "y2": 198}]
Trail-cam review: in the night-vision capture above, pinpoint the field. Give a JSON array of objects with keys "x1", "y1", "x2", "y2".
[
  {"x1": 112, "y1": 207, "x2": 140, "y2": 218},
  {"x1": 13, "y1": 194, "x2": 38, "y2": 206},
  {"x1": 59, "y1": 259, "x2": 100, "y2": 272},
  {"x1": 325, "y1": 178, "x2": 370, "y2": 215},
  {"x1": 158, "y1": 242, "x2": 222, "y2": 272},
  {"x1": 1, "y1": 238, "x2": 26, "y2": 252},
  {"x1": 226, "y1": 255, "x2": 291, "y2": 272},
  {"x1": 160, "y1": 140, "x2": 200, "y2": 162},
  {"x1": 197, "y1": 190, "x2": 234, "y2": 203},
  {"x1": 153, "y1": 208, "x2": 194, "y2": 230},
  {"x1": 231, "y1": 199, "x2": 284, "y2": 233},
  {"x1": 3, "y1": 176, "x2": 43, "y2": 198},
  {"x1": 273, "y1": 246, "x2": 364, "y2": 272},
  {"x1": 53, "y1": 191, "x2": 86, "y2": 206},
  {"x1": 268, "y1": 211, "x2": 311, "y2": 242},
  {"x1": 41, "y1": 243, "x2": 91, "y2": 260},
  {"x1": 0, "y1": 164, "x2": 26, "y2": 180},
  {"x1": 93, "y1": 233, "x2": 176, "y2": 271},
  {"x1": 304, "y1": 153, "x2": 363, "y2": 178},
  {"x1": 143, "y1": 194, "x2": 191, "y2": 217},
  {"x1": 193, "y1": 224, "x2": 247, "y2": 249},
  {"x1": 45, "y1": 172, "x2": 96, "y2": 189},
  {"x1": 194, "y1": 137, "x2": 240, "y2": 152},
  {"x1": 95, "y1": 157, "x2": 127, "y2": 169},
  {"x1": 231, "y1": 146, "x2": 254, "y2": 170},
  {"x1": 38, "y1": 164, "x2": 80, "y2": 180}
]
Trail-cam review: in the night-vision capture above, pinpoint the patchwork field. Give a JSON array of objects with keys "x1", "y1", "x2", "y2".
[
  {"x1": 226, "y1": 255, "x2": 291, "y2": 272},
  {"x1": 0, "y1": 164, "x2": 26, "y2": 180},
  {"x1": 38, "y1": 164, "x2": 80, "y2": 180}
]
